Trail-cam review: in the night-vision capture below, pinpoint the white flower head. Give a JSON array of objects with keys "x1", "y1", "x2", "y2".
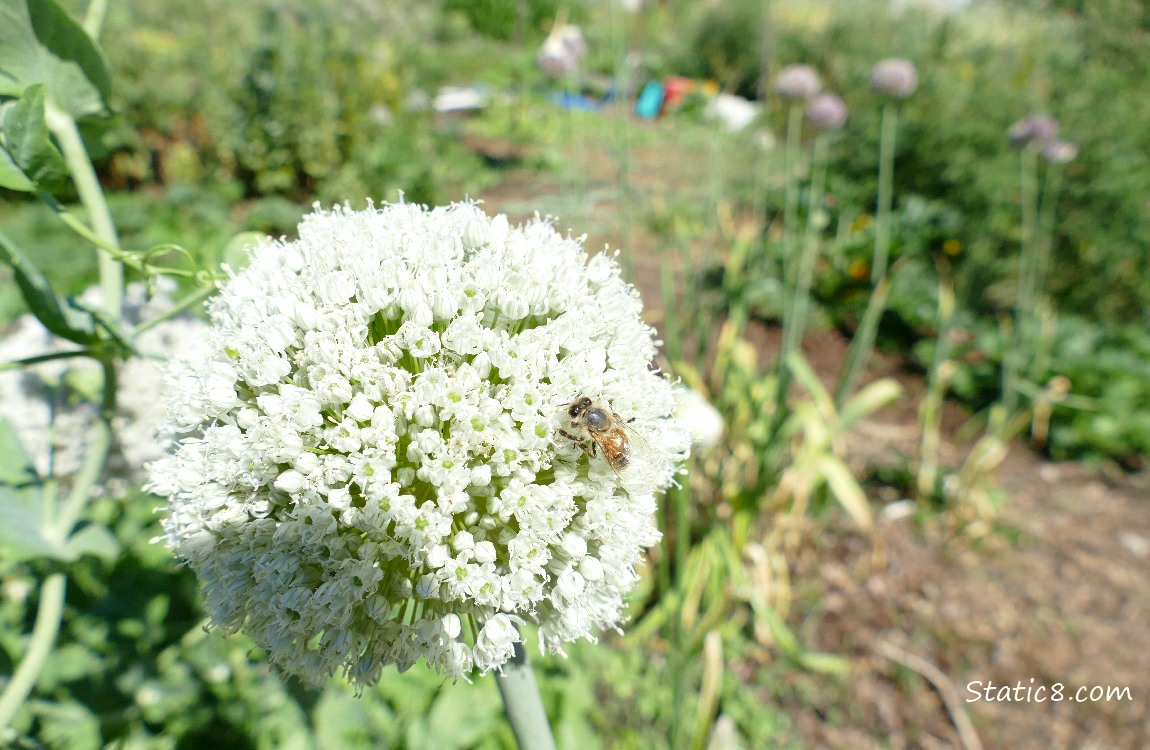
[{"x1": 147, "y1": 201, "x2": 689, "y2": 686}]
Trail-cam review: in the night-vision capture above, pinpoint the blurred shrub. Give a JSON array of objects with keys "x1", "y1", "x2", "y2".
[
  {"x1": 442, "y1": 0, "x2": 564, "y2": 41},
  {"x1": 101, "y1": 0, "x2": 494, "y2": 204}
]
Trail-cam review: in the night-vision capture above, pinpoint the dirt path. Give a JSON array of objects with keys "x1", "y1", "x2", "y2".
[{"x1": 474, "y1": 123, "x2": 1150, "y2": 750}]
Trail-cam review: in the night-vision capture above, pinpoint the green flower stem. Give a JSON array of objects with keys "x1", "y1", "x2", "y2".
[
  {"x1": 45, "y1": 103, "x2": 124, "y2": 320},
  {"x1": 834, "y1": 267, "x2": 896, "y2": 406},
  {"x1": 55, "y1": 357, "x2": 117, "y2": 538},
  {"x1": 1003, "y1": 147, "x2": 1040, "y2": 414},
  {"x1": 134, "y1": 285, "x2": 215, "y2": 336},
  {"x1": 1027, "y1": 162, "x2": 1064, "y2": 382},
  {"x1": 871, "y1": 102, "x2": 898, "y2": 284},
  {"x1": 774, "y1": 133, "x2": 830, "y2": 426},
  {"x1": 834, "y1": 103, "x2": 900, "y2": 407},
  {"x1": 495, "y1": 638, "x2": 556, "y2": 750},
  {"x1": 781, "y1": 103, "x2": 805, "y2": 297},
  {"x1": 0, "y1": 574, "x2": 67, "y2": 730},
  {"x1": 607, "y1": 0, "x2": 634, "y2": 282},
  {"x1": 917, "y1": 269, "x2": 956, "y2": 498}
]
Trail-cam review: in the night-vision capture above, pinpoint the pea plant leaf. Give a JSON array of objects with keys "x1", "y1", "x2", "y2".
[
  {"x1": 1, "y1": 83, "x2": 68, "y2": 193},
  {"x1": 0, "y1": 0, "x2": 111, "y2": 118},
  {"x1": 0, "y1": 228, "x2": 101, "y2": 345},
  {"x1": 0, "y1": 138, "x2": 35, "y2": 191},
  {"x1": 0, "y1": 416, "x2": 39, "y2": 488},
  {"x1": 0, "y1": 486, "x2": 64, "y2": 563},
  {"x1": 63, "y1": 523, "x2": 120, "y2": 563}
]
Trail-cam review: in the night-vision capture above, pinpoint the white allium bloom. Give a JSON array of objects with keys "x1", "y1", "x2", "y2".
[
  {"x1": 675, "y1": 388, "x2": 724, "y2": 450},
  {"x1": 147, "y1": 201, "x2": 689, "y2": 686}
]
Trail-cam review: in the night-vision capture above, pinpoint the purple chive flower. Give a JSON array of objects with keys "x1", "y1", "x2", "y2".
[
  {"x1": 870, "y1": 58, "x2": 919, "y2": 98},
  {"x1": 806, "y1": 93, "x2": 848, "y2": 131},
  {"x1": 1008, "y1": 113, "x2": 1060, "y2": 149},
  {"x1": 775, "y1": 64, "x2": 822, "y2": 101}
]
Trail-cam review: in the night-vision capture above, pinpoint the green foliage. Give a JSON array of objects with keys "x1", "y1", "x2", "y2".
[
  {"x1": 0, "y1": 0, "x2": 111, "y2": 118},
  {"x1": 441, "y1": 0, "x2": 563, "y2": 42},
  {"x1": 99, "y1": 0, "x2": 495, "y2": 204},
  {"x1": 681, "y1": 0, "x2": 1150, "y2": 324},
  {"x1": 680, "y1": 0, "x2": 1150, "y2": 459}
]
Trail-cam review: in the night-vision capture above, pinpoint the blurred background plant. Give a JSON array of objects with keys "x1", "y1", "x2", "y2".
[{"x1": 3, "y1": 0, "x2": 1149, "y2": 747}]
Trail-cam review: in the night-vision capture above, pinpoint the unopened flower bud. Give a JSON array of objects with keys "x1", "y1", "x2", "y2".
[
  {"x1": 807, "y1": 93, "x2": 848, "y2": 131},
  {"x1": 1008, "y1": 113, "x2": 1059, "y2": 149},
  {"x1": 870, "y1": 58, "x2": 918, "y2": 98},
  {"x1": 775, "y1": 64, "x2": 822, "y2": 101}
]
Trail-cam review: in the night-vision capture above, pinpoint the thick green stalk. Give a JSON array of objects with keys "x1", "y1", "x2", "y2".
[
  {"x1": 45, "y1": 104, "x2": 123, "y2": 320},
  {"x1": 56, "y1": 357, "x2": 117, "y2": 536},
  {"x1": 768, "y1": 103, "x2": 804, "y2": 427},
  {"x1": 781, "y1": 103, "x2": 805, "y2": 294},
  {"x1": 1002, "y1": 147, "x2": 1040, "y2": 414},
  {"x1": 834, "y1": 271, "x2": 895, "y2": 406},
  {"x1": 871, "y1": 103, "x2": 898, "y2": 284},
  {"x1": 1026, "y1": 162, "x2": 1063, "y2": 382},
  {"x1": 0, "y1": 574, "x2": 67, "y2": 729},
  {"x1": 751, "y1": 0, "x2": 773, "y2": 223},
  {"x1": 495, "y1": 639, "x2": 556, "y2": 750},
  {"x1": 834, "y1": 103, "x2": 900, "y2": 406},
  {"x1": 774, "y1": 133, "x2": 830, "y2": 426},
  {"x1": 917, "y1": 272, "x2": 956, "y2": 498}
]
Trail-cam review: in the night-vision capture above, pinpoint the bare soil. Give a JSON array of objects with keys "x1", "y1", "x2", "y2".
[{"x1": 474, "y1": 122, "x2": 1150, "y2": 750}]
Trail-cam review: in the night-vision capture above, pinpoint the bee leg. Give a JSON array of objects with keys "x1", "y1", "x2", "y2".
[{"x1": 557, "y1": 429, "x2": 596, "y2": 457}]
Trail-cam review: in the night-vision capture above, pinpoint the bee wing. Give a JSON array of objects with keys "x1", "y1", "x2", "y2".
[{"x1": 615, "y1": 412, "x2": 651, "y2": 449}]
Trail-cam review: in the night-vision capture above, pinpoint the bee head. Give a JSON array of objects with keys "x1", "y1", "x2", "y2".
[{"x1": 568, "y1": 396, "x2": 593, "y2": 418}]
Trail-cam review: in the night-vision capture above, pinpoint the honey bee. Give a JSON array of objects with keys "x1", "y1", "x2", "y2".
[{"x1": 558, "y1": 396, "x2": 635, "y2": 473}]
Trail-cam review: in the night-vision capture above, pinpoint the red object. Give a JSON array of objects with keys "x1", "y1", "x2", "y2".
[{"x1": 661, "y1": 77, "x2": 697, "y2": 113}]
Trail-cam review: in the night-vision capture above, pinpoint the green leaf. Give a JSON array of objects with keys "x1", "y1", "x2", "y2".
[
  {"x1": 815, "y1": 455, "x2": 872, "y2": 530},
  {"x1": 0, "y1": 416, "x2": 39, "y2": 487},
  {"x1": 795, "y1": 650, "x2": 851, "y2": 676},
  {"x1": 0, "y1": 141, "x2": 35, "y2": 191},
  {"x1": 0, "y1": 228, "x2": 100, "y2": 345},
  {"x1": 786, "y1": 352, "x2": 835, "y2": 420},
  {"x1": 314, "y1": 690, "x2": 397, "y2": 750},
  {"x1": 32, "y1": 699, "x2": 101, "y2": 750},
  {"x1": 27, "y1": 0, "x2": 113, "y2": 105},
  {"x1": 223, "y1": 230, "x2": 269, "y2": 271},
  {"x1": 839, "y1": 378, "x2": 902, "y2": 431},
  {"x1": 64, "y1": 523, "x2": 119, "y2": 562},
  {"x1": 422, "y1": 682, "x2": 502, "y2": 750},
  {"x1": 1, "y1": 85, "x2": 68, "y2": 192},
  {"x1": 0, "y1": 486, "x2": 63, "y2": 563},
  {"x1": 0, "y1": 0, "x2": 109, "y2": 118}
]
